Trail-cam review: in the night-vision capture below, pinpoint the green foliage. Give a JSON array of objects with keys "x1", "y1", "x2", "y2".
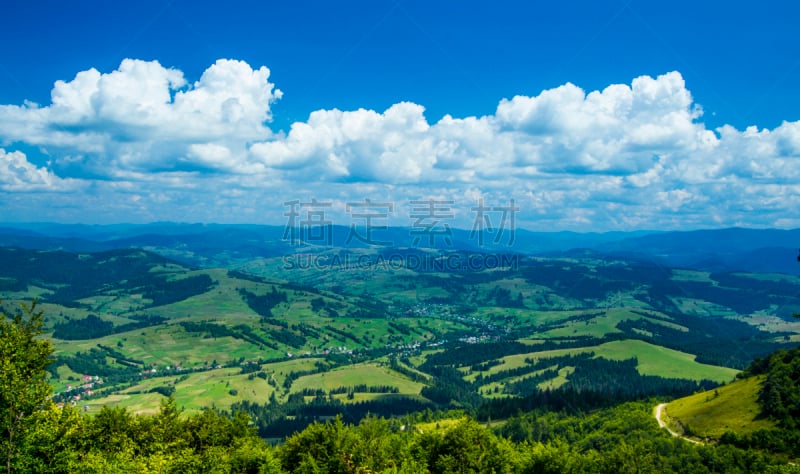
[
  {"x1": 20, "y1": 398, "x2": 282, "y2": 473},
  {"x1": 309, "y1": 297, "x2": 325, "y2": 313},
  {"x1": 52, "y1": 314, "x2": 165, "y2": 340},
  {"x1": 417, "y1": 419, "x2": 518, "y2": 473},
  {"x1": 22, "y1": 403, "x2": 84, "y2": 473},
  {"x1": 497, "y1": 401, "x2": 783, "y2": 473},
  {"x1": 280, "y1": 417, "x2": 355, "y2": 473},
  {"x1": 239, "y1": 287, "x2": 287, "y2": 318},
  {"x1": 4, "y1": 247, "x2": 800, "y2": 471},
  {"x1": 180, "y1": 321, "x2": 284, "y2": 350},
  {"x1": 0, "y1": 299, "x2": 53, "y2": 474},
  {"x1": 52, "y1": 314, "x2": 112, "y2": 339},
  {"x1": 263, "y1": 327, "x2": 306, "y2": 348},
  {"x1": 4, "y1": 383, "x2": 798, "y2": 473},
  {"x1": 55, "y1": 347, "x2": 139, "y2": 380},
  {"x1": 731, "y1": 345, "x2": 800, "y2": 433},
  {"x1": 233, "y1": 395, "x2": 433, "y2": 439},
  {"x1": 142, "y1": 274, "x2": 215, "y2": 307},
  {"x1": 616, "y1": 314, "x2": 787, "y2": 369},
  {"x1": 266, "y1": 403, "x2": 792, "y2": 473},
  {"x1": 149, "y1": 385, "x2": 176, "y2": 397},
  {"x1": 485, "y1": 285, "x2": 526, "y2": 309}
]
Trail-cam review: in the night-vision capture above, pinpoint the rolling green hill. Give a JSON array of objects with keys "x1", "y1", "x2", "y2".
[
  {"x1": 1, "y1": 245, "x2": 799, "y2": 426},
  {"x1": 660, "y1": 345, "x2": 800, "y2": 460},
  {"x1": 664, "y1": 375, "x2": 775, "y2": 439}
]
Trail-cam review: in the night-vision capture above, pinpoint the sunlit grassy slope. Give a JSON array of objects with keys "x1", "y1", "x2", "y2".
[
  {"x1": 478, "y1": 339, "x2": 738, "y2": 384},
  {"x1": 665, "y1": 375, "x2": 775, "y2": 439}
]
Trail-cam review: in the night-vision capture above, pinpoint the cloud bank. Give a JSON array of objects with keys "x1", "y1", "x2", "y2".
[{"x1": 0, "y1": 59, "x2": 798, "y2": 230}]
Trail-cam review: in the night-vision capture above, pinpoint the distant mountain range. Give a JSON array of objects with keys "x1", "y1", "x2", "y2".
[{"x1": 0, "y1": 223, "x2": 797, "y2": 274}]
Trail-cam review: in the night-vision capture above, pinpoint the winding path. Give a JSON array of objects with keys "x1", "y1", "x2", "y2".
[
  {"x1": 655, "y1": 404, "x2": 799, "y2": 466},
  {"x1": 654, "y1": 403, "x2": 703, "y2": 445}
]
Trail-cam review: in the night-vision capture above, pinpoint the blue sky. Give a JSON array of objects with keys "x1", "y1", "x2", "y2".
[{"x1": 0, "y1": 1, "x2": 798, "y2": 230}]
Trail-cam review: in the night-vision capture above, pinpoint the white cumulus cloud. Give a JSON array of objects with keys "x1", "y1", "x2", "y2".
[
  {"x1": 0, "y1": 149, "x2": 80, "y2": 192},
  {"x1": 0, "y1": 58, "x2": 281, "y2": 175},
  {"x1": 1, "y1": 62, "x2": 799, "y2": 230}
]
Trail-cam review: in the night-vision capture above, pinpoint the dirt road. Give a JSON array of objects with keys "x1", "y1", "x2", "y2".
[{"x1": 654, "y1": 403, "x2": 703, "y2": 445}]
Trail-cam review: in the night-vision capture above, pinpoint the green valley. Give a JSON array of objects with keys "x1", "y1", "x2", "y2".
[
  {"x1": 0, "y1": 243, "x2": 797, "y2": 427},
  {"x1": 1, "y1": 227, "x2": 800, "y2": 472}
]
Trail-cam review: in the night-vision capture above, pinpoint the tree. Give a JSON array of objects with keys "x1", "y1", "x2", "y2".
[
  {"x1": 417, "y1": 419, "x2": 518, "y2": 474},
  {"x1": 0, "y1": 299, "x2": 54, "y2": 474},
  {"x1": 280, "y1": 416, "x2": 356, "y2": 473}
]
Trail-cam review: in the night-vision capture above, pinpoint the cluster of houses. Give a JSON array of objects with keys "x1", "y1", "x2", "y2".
[
  {"x1": 314, "y1": 346, "x2": 355, "y2": 356},
  {"x1": 458, "y1": 335, "x2": 497, "y2": 344},
  {"x1": 55, "y1": 374, "x2": 103, "y2": 407},
  {"x1": 408, "y1": 303, "x2": 452, "y2": 317},
  {"x1": 139, "y1": 364, "x2": 192, "y2": 376}
]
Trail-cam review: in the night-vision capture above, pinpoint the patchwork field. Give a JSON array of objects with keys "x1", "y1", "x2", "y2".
[{"x1": 1, "y1": 244, "x2": 797, "y2": 419}]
